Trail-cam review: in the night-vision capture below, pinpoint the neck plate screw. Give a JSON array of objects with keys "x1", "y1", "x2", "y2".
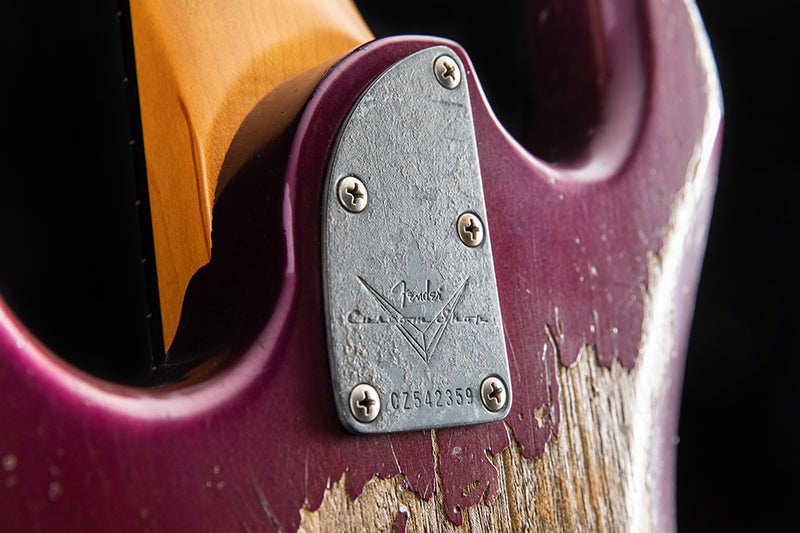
[
  {"x1": 434, "y1": 55, "x2": 461, "y2": 89},
  {"x1": 337, "y1": 176, "x2": 368, "y2": 213},
  {"x1": 480, "y1": 376, "x2": 508, "y2": 412},
  {"x1": 457, "y1": 212, "x2": 484, "y2": 247},
  {"x1": 349, "y1": 383, "x2": 380, "y2": 423}
]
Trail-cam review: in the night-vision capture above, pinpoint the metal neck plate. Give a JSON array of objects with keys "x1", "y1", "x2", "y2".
[{"x1": 323, "y1": 46, "x2": 511, "y2": 434}]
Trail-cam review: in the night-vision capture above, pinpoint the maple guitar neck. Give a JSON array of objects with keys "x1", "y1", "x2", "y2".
[
  {"x1": 128, "y1": 0, "x2": 373, "y2": 351},
  {"x1": 0, "y1": 1, "x2": 721, "y2": 531}
]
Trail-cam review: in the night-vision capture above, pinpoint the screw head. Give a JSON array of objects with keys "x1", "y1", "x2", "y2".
[
  {"x1": 349, "y1": 383, "x2": 381, "y2": 423},
  {"x1": 337, "y1": 176, "x2": 368, "y2": 213},
  {"x1": 457, "y1": 212, "x2": 484, "y2": 247},
  {"x1": 480, "y1": 376, "x2": 508, "y2": 412},
  {"x1": 434, "y1": 55, "x2": 461, "y2": 89}
]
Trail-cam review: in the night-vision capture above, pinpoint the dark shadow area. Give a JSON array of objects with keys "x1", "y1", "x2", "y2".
[
  {"x1": 355, "y1": 0, "x2": 605, "y2": 163},
  {"x1": 0, "y1": 2, "x2": 156, "y2": 384},
  {"x1": 149, "y1": 129, "x2": 290, "y2": 386},
  {"x1": 0, "y1": 2, "x2": 299, "y2": 389},
  {"x1": 678, "y1": 1, "x2": 800, "y2": 531}
]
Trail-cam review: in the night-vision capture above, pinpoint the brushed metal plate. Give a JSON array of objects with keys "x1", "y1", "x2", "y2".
[{"x1": 323, "y1": 46, "x2": 511, "y2": 434}]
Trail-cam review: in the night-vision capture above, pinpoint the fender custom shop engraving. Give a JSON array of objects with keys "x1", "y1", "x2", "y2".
[
  {"x1": 322, "y1": 46, "x2": 511, "y2": 433},
  {"x1": 356, "y1": 276, "x2": 473, "y2": 364}
]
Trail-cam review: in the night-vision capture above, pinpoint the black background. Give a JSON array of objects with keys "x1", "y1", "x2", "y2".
[
  {"x1": 1, "y1": 3, "x2": 155, "y2": 383},
  {"x1": 675, "y1": 1, "x2": 799, "y2": 529},
  {"x1": 1, "y1": 1, "x2": 798, "y2": 530}
]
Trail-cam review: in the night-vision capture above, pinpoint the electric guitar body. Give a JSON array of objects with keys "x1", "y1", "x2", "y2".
[{"x1": 0, "y1": 0, "x2": 721, "y2": 531}]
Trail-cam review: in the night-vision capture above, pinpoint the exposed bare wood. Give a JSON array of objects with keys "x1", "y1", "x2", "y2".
[
  {"x1": 129, "y1": 0, "x2": 373, "y2": 348},
  {"x1": 299, "y1": 348, "x2": 645, "y2": 533}
]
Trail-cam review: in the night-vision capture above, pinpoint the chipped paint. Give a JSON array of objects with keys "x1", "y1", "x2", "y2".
[{"x1": 0, "y1": 0, "x2": 720, "y2": 530}]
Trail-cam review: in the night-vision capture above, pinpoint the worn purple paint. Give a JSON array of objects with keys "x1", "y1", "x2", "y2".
[
  {"x1": 647, "y1": 129, "x2": 723, "y2": 532},
  {"x1": 394, "y1": 509, "x2": 408, "y2": 533},
  {"x1": 0, "y1": 0, "x2": 719, "y2": 531}
]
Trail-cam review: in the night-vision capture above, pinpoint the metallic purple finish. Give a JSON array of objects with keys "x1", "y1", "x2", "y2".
[
  {"x1": 0, "y1": 0, "x2": 720, "y2": 530},
  {"x1": 648, "y1": 129, "x2": 723, "y2": 533}
]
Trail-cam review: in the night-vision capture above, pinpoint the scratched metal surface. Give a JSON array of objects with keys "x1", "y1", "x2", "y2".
[
  {"x1": 0, "y1": 0, "x2": 720, "y2": 530},
  {"x1": 324, "y1": 46, "x2": 510, "y2": 433}
]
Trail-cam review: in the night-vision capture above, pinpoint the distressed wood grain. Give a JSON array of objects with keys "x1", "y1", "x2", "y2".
[{"x1": 300, "y1": 348, "x2": 642, "y2": 532}]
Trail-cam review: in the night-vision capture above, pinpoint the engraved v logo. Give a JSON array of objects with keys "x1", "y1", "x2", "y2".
[{"x1": 357, "y1": 277, "x2": 469, "y2": 363}]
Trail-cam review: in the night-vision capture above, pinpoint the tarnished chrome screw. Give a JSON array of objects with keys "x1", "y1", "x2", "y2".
[
  {"x1": 434, "y1": 55, "x2": 461, "y2": 89},
  {"x1": 337, "y1": 176, "x2": 368, "y2": 213},
  {"x1": 349, "y1": 383, "x2": 380, "y2": 423},
  {"x1": 480, "y1": 376, "x2": 508, "y2": 412},
  {"x1": 457, "y1": 212, "x2": 484, "y2": 247}
]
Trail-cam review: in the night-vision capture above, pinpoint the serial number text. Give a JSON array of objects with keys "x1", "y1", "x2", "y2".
[{"x1": 390, "y1": 388, "x2": 474, "y2": 410}]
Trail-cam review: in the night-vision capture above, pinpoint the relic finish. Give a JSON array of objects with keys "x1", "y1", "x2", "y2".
[{"x1": 0, "y1": 0, "x2": 722, "y2": 528}]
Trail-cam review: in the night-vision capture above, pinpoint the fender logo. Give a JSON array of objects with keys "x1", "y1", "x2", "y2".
[{"x1": 354, "y1": 276, "x2": 483, "y2": 363}]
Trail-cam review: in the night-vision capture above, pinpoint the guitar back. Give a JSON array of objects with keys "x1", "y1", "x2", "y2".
[{"x1": 0, "y1": 1, "x2": 721, "y2": 531}]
